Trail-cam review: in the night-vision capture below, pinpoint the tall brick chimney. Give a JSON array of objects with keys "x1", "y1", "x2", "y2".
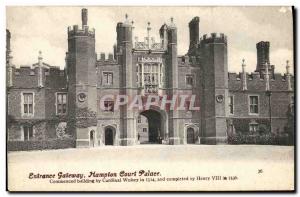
[
  {"x1": 256, "y1": 41, "x2": 270, "y2": 71},
  {"x1": 188, "y1": 17, "x2": 199, "y2": 56},
  {"x1": 81, "y1": 8, "x2": 88, "y2": 27}
]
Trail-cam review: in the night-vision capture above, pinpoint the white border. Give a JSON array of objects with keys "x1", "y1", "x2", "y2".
[{"x1": 2, "y1": 1, "x2": 299, "y2": 196}]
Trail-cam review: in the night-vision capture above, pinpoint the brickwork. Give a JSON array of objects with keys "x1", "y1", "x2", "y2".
[{"x1": 6, "y1": 9, "x2": 294, "y2": 149}]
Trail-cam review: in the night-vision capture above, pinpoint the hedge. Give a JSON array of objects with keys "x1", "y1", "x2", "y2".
[
  {"x1": 227, "y1": 134, "x2": 293, "y2": 146},
  {"x1": 7, "y1": 138, "x2": 76, "y2": 151}
]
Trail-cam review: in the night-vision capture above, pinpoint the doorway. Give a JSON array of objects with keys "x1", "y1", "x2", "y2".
[
  {"x1": 105, "y1": 127, "x2": 114, "y2": 145},
  {"x1": 187, "y1": 127, "x2": 195, "y2": 144}
]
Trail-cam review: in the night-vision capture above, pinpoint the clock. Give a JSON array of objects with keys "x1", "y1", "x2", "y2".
[{"x1": 216, "y1": 95, "x2": 224, "y2": 103}]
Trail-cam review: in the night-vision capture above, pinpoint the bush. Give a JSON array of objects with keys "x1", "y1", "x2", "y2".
[
  {"x1": 7, "y1": 138, "x2": 76, "y2": 151},
  {"x1": 228, "y1": 133, "x2": 291, "y2": 146}
]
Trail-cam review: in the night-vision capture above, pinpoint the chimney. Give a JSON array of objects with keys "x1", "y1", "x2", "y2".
[
  {"x1": 108, "y1": 53, "x2": 113, "y2": 61},
  {"x1": 256, "y1": 41, "x2": 270, "y2": 72},
  {"x1": 188, "y1": 17, "x2": 200, "y2": 55},
  {"x1": 100, "y1": 53, "x2": 105, "y2": 61},
  {"x1": 81, "y1": 8, "x2": 88, "y2": 27}
]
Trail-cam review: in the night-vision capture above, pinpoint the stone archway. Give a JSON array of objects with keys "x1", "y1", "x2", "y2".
[{"x1": 137, "y1": 108, "x2": 166, "y2": 144}]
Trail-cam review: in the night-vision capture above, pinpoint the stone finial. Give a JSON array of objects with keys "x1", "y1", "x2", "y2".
[
  {"x1": 147, "y1": 22, "x2": 151, "y2": 47},
  {"x1": 124, "y1": 13, "x2": 129, "y2": 24},
  {"x1": 242, "y1": 58, "x2": 246, "y2": 70},
  {"x1": 169, "y1": 17, "x2": 176, "y2": 28},
  {"x1": 286, "y1": 60, "x2": 290, "y2": 75},
  {"x1": 265, "y1": 61, "x2": 270, "y2": 91},
  {"x1": 38, "y1": 50, "x2": 43, "y2": 65},
  {"x1": 242, "y1": 59, "x2": 247, "y2": 91}
]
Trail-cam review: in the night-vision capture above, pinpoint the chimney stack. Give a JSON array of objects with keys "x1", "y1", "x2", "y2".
[
  {"x1": 81, "y1": 8, "x2": 88, "y2": 27},
  {"x1": 256, "y1": 41, "x2": 270, "y2": 71},
  {"x1": 188, "y1": 17, "x2": 200, "y2": 55}
]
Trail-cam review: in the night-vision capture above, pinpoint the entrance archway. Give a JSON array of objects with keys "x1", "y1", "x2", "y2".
[
  {"x1": 90, "y1": 130, "x2": 95, "y2": 147},
  {"x1": 186, "y1": 127, "x2": 195, "y2": 144},
  {"x1": 138, "y1": 109, "x2": 165, "y2": 144},
  {"x1": 105, "y1": 127, "x2": 114, "y2": 145}
]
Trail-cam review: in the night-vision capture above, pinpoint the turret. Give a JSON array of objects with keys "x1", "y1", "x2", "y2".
[
  {"x1": 66, "y1": 8, "x2": 97, "y2": 146},
  {"x1": 116, "y1": 14, "x2": 135, "y2": 146},
  {"x1": 199, "y1": 33, "x2": 228, "y2": 144}
]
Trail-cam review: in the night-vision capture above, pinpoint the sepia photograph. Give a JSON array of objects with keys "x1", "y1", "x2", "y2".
[{"x1": 5, "y1": 5, "x2": 295, "y2": 191}]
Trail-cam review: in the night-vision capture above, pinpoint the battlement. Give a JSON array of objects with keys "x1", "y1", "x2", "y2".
[
  {"x1": 68, "y1": 25, "x2": 95, "y2": 38},
  {"x1": 200, "y1": 33, "x2": 227, "y2": 44},
  {"x1": 228, "y1": 72, "x2": 293, "y2": 81},
  {"x1": 14, "y1": 66, "x2": 65, "y2": 77},
  {"x1": 96, "y1": 53, "x2": 117, "y2": 65},
  {"x1": 177, "y1": 55, "x2": 199, "y2": 66},
  {"x1": 228, "y1": 71, "x2": 294, "y2": 91}
]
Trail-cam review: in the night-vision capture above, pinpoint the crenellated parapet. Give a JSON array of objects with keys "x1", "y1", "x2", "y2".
[
  {"x1": 67, "y1": 25, "x2": 95, "y2": 38},
  {"x1": 12, "y1": 66, "x2": 66, "y2": 89},
  {"x1": 228, "y1": 71, "x2": 294, "y2": 92},
  {"x1": 200, "y1": 33, "x2": 227, "y2": 45},
  {"x1": 96, "y1": 53, "x2": 118, "y2": 65}
]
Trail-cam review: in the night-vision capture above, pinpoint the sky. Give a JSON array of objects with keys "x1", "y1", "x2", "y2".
[{"x1": 6, "y1": 6, "x2": 294, "y2": 74}]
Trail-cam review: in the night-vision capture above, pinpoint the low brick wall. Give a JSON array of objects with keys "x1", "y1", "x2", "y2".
[{"x1": 7, "y1": 139, "x2": 76, "y2": 151}]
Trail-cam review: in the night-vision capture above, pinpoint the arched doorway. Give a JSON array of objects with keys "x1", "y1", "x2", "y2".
[
  {"x1": 138, "y1": 109, "x2": 164, "y2": 144},
  {"x1": 105, "y1": 127, "x2": 114, "y2": 145},
  {"x1": 90, "y1": 130, "x2": 95, "y2": 147},
  {"x1": 186, "y1": 127, "x2": 195, "y2": 144}
]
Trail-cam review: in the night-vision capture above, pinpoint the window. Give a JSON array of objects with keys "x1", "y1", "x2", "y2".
[
  {"x1": 23, "y1": 125, "x2": 33, "y2": 141},
  {"x1": 249, "y1": 96, "x2": 259, "y2": 114},
  {"x1": 186, "y1": 75, "x2": 194, "y2": 86},
  {"x1": 104, "y1": 101, "x2": 114, "y2": 112},
  {"x1": 185, "y1": 101, "x2": 191, "y2": 111},
  {"x1": 103, "y1": 72, "x2": 113, "y2": 85},
  {"x1": 229, "y1": 96, "x2": 234, "y2": 115},
  {"x1": 249, "y1": 123, "x2": 259, "y2": 133},
  {"x1": 56, "y1": 93, "x2": 67, "y2": 114},
  {"x1": 137, "y1": 115, "x2": 141, "y2": 123},
  {"x1": 23, "y1": 93, "x2": 33, "y2": 115},
  {"x1": 143, "y1": 128, "x2": 147, "y2": 132}
]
